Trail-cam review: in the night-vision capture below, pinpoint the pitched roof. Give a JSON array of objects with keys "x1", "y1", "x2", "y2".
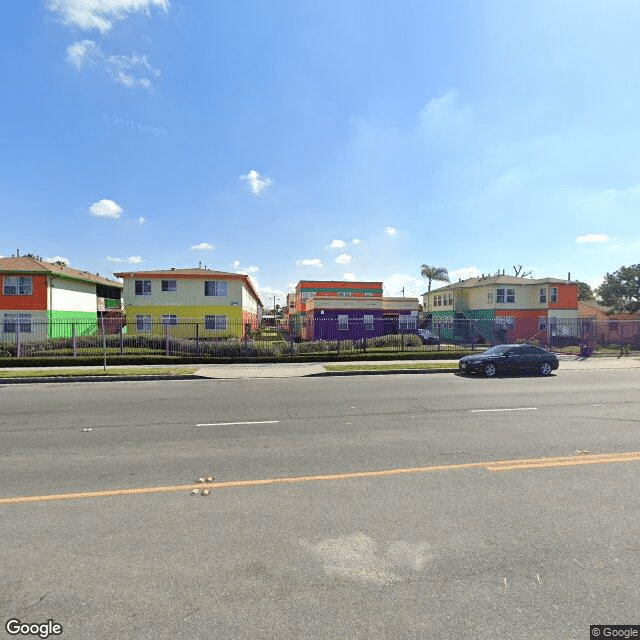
[
  {"x1": 112, "y1": 268, "x2": 263, "y2": 306},
  {"x1": 424, "y1": 275, "x2": 572, "y2": 295},
  {"x1": 0, "y1": 256, "x2": 122, "y2": 288}
]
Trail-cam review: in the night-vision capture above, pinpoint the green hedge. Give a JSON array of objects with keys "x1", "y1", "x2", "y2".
[{"x1": 0, "y1": 349, "x2": 473, "y2": 369}]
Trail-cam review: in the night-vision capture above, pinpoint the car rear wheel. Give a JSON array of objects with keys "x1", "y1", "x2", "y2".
[
  {"x1": 539, "y1": 362, "x2": 552, "y2": 376},
  {"x1": 484, "y1": 363, "x2": 496, "y2": 377}
]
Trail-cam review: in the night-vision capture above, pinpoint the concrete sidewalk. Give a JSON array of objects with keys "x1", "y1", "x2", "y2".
[
  {"x1": 0, "y1": 356, "x2": 638, "y2": 383},
  {"x1": 194, "y1": 356, "x2": 640, "y2": 378}
]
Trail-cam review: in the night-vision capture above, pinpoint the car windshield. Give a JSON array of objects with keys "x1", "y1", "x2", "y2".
[{"x1": 483, "y1": 345, "x2": 512, "y2": 355}]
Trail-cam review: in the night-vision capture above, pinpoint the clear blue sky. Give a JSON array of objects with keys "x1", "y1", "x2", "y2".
[{"x1": 2, "y1": 1, "x2": 639, "y2": 305}]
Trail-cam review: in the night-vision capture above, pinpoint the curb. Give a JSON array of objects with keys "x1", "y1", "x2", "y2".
[
  {"x1": 313, "y1": 367, "x2": 456, "y2": 377},
  {"x1": 0, "y1": 374, "x2": 203, "y2": 385},
  {"x1": 0, "y1": 368, "x2": 459, "y2": 383}
]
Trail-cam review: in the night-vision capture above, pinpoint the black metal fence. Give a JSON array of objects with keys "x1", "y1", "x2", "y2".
[{"x1": 0, "y1": 316, "x2": 638, "y2": 359}]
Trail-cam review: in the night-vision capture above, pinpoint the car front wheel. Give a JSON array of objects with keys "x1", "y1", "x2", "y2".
[
  {"x1": 539, "y1": 362, "x2": 552, "y2": 376},
  {"x1": 484, "y1": 363, "x2": 496, "y2": 377}
]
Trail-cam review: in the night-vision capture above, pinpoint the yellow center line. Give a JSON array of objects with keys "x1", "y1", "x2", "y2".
[{"x1": 2, "y1": 451, "x2": 639, "y2": 506}]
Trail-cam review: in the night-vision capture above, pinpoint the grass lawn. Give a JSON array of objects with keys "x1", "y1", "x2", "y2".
[
  {"x1": 0, "y1": 366, "x2": 199, "y2": 378},
  {"x1": 324, "y1": 362, "x2": 459, "y2": 372}
]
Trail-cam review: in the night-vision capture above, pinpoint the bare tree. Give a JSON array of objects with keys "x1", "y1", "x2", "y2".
[{"x1": 513, "y1": 265, "x2": 533, "y2": 278}]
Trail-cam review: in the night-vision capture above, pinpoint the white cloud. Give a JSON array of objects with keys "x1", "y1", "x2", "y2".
[
  {"x1": 66, "y1": 39, "x2": 101, "y2": 71},
  {"x1": 240, "y1": 169, "x2": 273, "y2": 196},
  {"x1": 44, "y1": 256, "x2": 70, "y2": 265},
  {"x1": 384, "y1": 274, "x2": 425, "y2": 298},
  {"x1": 256, "y1": 283, "x2": 288, "y2": 306},
  {"x1": 342, "y1": 273, "x2": 357, "y2": 281},
  {"x1": 107, "y1": 52, "x2": 160, "y2": 89},
  {"x1": 449, "y1": 266, "x2": 482, "y2": 281},
  {"x1": 352, "y1": 238, "x2": 362, "y2": 245},
  {"x1": 67, "y1": 40, "x2": 161, "y2": 89},
  {"x1": 190, "y1": 242, "x2": 214, "y2": 251},
  {"x1": 232, "y1": 260, "x2": 259, "y2": 274},
  {"x1": 419, "y1": 90, "x2": 472, "y2": 139},
  {"x1": 576, "y1": 233, "x2": 611, "y2": 244},
  {"x1": 329, "y1": 239, "x2": 346, "y2": 249},
  {"x1": 49, "y1": 0, "x2": 170, "y2": 34},
  {"x1": 335, "y1": 253, "x2": 353, "y2": 265},
  {"x1": 89, "y1": 198, "x2": 123, "y2": 219},
  {"x1": 296, "y1": 258, "x2": 323, "y2": 268},
  {"x1": 107, "y1": 255, "x2": 142, "y2": 264},
  {"x1": 385, "y1": 226, "x2": 397, "y2": 236},
  {"x1": 135, "y1": 216, "x2": 147, "y2": 224}
]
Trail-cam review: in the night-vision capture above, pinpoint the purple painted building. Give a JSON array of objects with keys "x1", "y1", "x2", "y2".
[{"x1": 304, "y1": 296, "x2": 419, "y2": 340}]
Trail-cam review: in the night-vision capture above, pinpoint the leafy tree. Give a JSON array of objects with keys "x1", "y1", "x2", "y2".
[
  {"x1": 420, "y1": 265, "x2": 450, "y2": 292},
  {"x1": 577, "y1": 281, "x2": 595, "y2": 301},
  {"x1": 596, "y1": 264, "x2": 640, "y2": 313}
]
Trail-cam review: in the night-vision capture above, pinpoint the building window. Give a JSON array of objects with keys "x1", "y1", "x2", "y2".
[
  {"x1": 3, "y1": 276, "x2": 32, "y2": 296},
  {"x1": 448, "y1": 293, "x2": 454, "y2": 305},
  {"x1": 205, "y1": 315, "x2": 227, "y2": 330},
  {"x1": 134, "y1": 280, "x2": 151, "y2": 296},
  {"x1": 161, "y1": 280, "x2": 177, "y2": 292},
  {"x1": 539, "y1": 288, "x2": 547, "y2": 303},
  {"x1": 3, "y1": 313, "x2": 31, "y2": 333},
  {"x1": 338, "y1": 292, "x2": 351, "y2": 297},
  {"x1": 364, "y1": 293, "x2": 373, "y2": 297},
  {"x1": 539, "y1": 316, "x2": 547, "y2": 331},
  {"x1": 608, "y1": 321, "x2": 619, "y2": 332},
  {"x1": 497, "y1": 288, "x2": 515, "y2": 303},
  {"x1": 487, "y1": 289, "x2": 494, "y2": 303},
  {"x1": 338, "y1": 315, "x2": 348, "y2": 330},
  {"x1": 496, "y1": 316, "x2": 515, "y2": 327},
  {"x1": 300, "y1": 291, "x2": 315, "y2": 301},
  {"x1": 204, "y1": 281, "x2": 227, "y2": 297},
  {"x1": 161, "y1": 314, "x2": 178, "y2": 326},
  {"x1": 364, "y1": 314, "x2": 374, "y2": 330},
  {"x1": 136, "y1": 315, "x2": 152, "y2": 332},
  {"x1": 550, "y1": 287, "x2": 558, "y2": 303},
  {"x1": 399, "y1": 315, "x2": 417, "y2": 331}
]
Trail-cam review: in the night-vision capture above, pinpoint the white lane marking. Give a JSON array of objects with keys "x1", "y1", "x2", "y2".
[
  {"x1": 195, "y1": 420, "x2": 280, "y2": 427},
  {"x1": 470, "y1": 407, "x2": 538, "y2": 413}
]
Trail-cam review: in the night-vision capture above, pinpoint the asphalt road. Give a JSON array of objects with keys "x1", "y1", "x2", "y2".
[{"x1": 1, "y1": 370, "x2": 639, "y2": 639}]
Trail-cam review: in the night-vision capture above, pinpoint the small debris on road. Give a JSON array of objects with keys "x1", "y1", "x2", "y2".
[
  {"x1": 81, "y1": 428, "x2": 92, "y2": 432},
  {"x1": 205, "y1": 476, "x2": 214, "y2": 483},
  {"x1": 201, "y1": 489, "x2": 210, "y2": 496},
  {"x1": 190, "y1": 490, "x2": 199, "y2": 496},
  {"x1": 574, "y1": 449, "x2": 590, "y2": 455},
  {"x1": 197, "y1": 477, "x2": 205, "y2": 483}
]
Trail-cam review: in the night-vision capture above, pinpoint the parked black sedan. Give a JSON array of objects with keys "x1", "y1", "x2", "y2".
[{"x1": 458, "y1": 344, "x2": 559, "y2": 377}]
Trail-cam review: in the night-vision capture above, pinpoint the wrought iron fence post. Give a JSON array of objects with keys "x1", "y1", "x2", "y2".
[
  {"x1": 195, "y1": 322, "x2": 200, "y2": 357},
  {"x1": 165, "y1": 324, "x2": 169, "y2": 356},
  {"x1": 15, "y1": 317, "x2": 20, "y2": 358},
  {"x1": 289, "y1": 320, "x2": 294, "y2": 355},
  {"x1": 101, "y1": 315, "x2": 107, "y2": 371},
  {"x1": 119, "y1": 325, "x2": 124, "y2": 355},
  {"x1": 72, "y1": 324, "x2": 77, "y2": 358}
]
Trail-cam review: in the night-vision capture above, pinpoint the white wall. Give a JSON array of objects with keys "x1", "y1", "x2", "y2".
[{"x1": 50, "y1": 278, "x2": 97, "y2": 313}]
